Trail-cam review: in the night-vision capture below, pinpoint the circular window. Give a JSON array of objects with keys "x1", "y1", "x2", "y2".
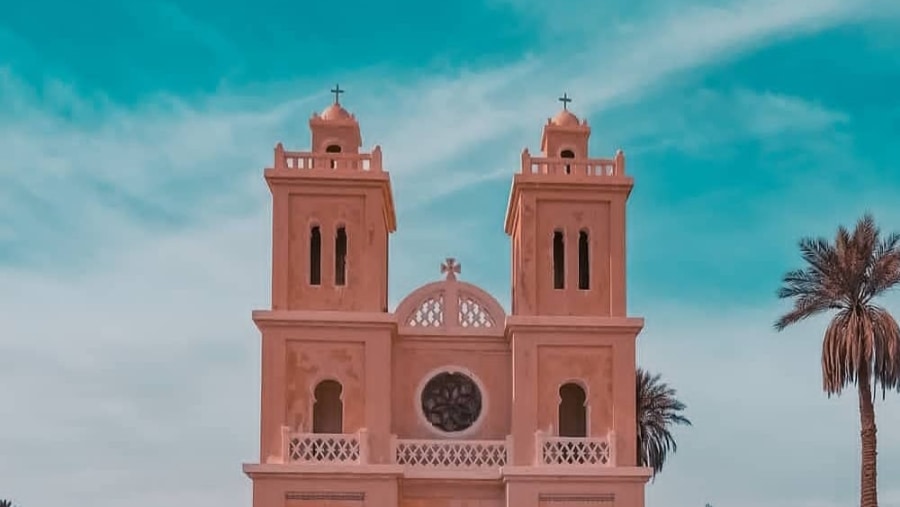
[{"x1": 420, "y1": 371, "x2": 483, "y2": 433}]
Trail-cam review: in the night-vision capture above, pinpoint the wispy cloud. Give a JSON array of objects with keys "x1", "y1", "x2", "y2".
[
  {"x1": 639, "y1": 301, "x2": 900, "y2": 507},
  {"x1": 2, "y1": 0, "x2": 881, "y2": 271}
]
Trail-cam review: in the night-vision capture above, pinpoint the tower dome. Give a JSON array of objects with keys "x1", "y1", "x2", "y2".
[
  {"x1": 320, "y1": 102, "x2": 353, "y2": 121},
  {"x1": 551, "y1": 109, "x2": 580, "y2": 127}
]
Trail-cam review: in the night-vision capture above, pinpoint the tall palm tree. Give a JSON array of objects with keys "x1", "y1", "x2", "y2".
[
  {"x1": 636, "y1": 367, "x2": 692, "y2": 477},
  {"x1": 775, "y1": 213, "x2": 900, "y2": 507}
]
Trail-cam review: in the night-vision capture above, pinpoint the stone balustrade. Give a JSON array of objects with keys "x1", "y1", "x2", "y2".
[
  {"x1": 520, "y1": 149, "x2": 625, "y2": 177},
  {"x1": 281, "y1": 427, "x2": 367, "y2": 464},
  {"x1": 272, "y1": 143, "x2": 383, "y2": 172},
  {"x1": 535, "y1": 430, "x2": 616, "y2": 466},
  {"x1": 392, "y1": 436, "x2": 510, "y2": 469}
]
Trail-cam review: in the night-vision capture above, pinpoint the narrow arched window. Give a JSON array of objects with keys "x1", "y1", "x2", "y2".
[
  {"x1": 335, "y1": 226, "x2": 347, "y2": 286},
  {"x1": 309, "y1": 225, "x2": 322, "y2": 285},
  {"x1": 313, "y1": 380, "x2": 343, "y2": 434},
  {"x1": 326, "y1": 144, "x2": 341, "y2": 169},
  {"x1": 558, "y1": 382, "x2": 587, "y2": 437},
  {"x1": 561, "y1": 149, "x2": 575, "y2": 175},
  {"x1": 578, "y1": 230, "x2": 590, "y2": 290},
  {"x1": 553, "y1": 230, "x2": 565, "y2": 289}
]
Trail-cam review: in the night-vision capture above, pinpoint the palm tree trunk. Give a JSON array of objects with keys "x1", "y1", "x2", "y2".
[{"x1": 858, "y1": 368, "x2": 878, "y2": 507}]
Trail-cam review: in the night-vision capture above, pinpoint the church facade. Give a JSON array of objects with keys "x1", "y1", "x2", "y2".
[{"x1": 242, "y1": 89, "x2": 652, "y2": 507}]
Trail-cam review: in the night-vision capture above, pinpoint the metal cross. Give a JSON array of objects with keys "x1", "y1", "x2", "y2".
[
  {"x1": 331, "y1": 84, "x2": 344, "y2": 104},
  {"x1": 558, "y1": 92, "x2": 572, "y2": 110},
  {"x1": 440, "y1": 258, "x2": 461, "y2": 281}
]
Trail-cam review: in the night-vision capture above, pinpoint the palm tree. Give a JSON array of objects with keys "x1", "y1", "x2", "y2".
[
  {"x1": 636, "y1": 367, "x2": 692, "y2": 477},
  {"x1": 775, "y1": 213, "x2": 900, "y2": 507},
  {"x1": 0, "y1": 500, "x2": 14, "y2": 507}
]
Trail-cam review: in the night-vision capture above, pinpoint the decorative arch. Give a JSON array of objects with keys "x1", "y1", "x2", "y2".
[
  {"x1": 312, "y1": 379, "x2": 343, "y2": 434},
  {"x1": 395, "y1": 276, "x2": 506, "y2": 333},
  {"x1": 558, "y1": 381, "x2": 588, "y2": 438}
]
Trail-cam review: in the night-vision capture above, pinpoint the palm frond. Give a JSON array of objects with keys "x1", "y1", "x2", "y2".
[
  {"x1": 778, "y1": 213, "x2": 900, "y2": 397},
  {"x1": 636, "y1": 368, "x2": 692, "y2": 478}
]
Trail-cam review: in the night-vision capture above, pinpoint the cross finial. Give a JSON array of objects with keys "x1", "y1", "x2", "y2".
[
  {"x1": 330, "y1": 83, "x2": 344, "y2": 104},
  {"x1": 558, "y1": 92, "x2": 572, "y2": 110},
  {"x1": 440, "y1": 258, "x2": 461, "y2": 281}
]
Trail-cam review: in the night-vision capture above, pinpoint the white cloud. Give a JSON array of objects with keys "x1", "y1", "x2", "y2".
[
  {"x1": 638, "y1": 301, "x2": 900, "y2": 507},
  {"x1": 3, "y1": 0, "x2": 882, "y2": 265},
  {"x1": 2, "y1": 1, "x2": 898, "y2": 506}
]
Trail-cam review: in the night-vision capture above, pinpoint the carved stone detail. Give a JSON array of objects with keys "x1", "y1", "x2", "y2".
[{"x1": 420, "y1": 372, "x2": 482, "y2": 432}]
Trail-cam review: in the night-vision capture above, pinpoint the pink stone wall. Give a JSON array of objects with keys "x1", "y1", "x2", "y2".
[
  {"x1": 506, "y1": 476, "x2": 645, "y2": 507},
  {"x1": 252, "y1": 475, "x2": 398, "y2": 507},
  {"x1": 267, "y1": 173, "x2": 393, "y2": 314},
  {"x1": 400, "y1": 482, "x2": 503, "y2": 507},
  {"x1": 285, "y1": 340, "x2": 366, "y2": 432},
  {"x1": 255, "y1": 319, "x2": 394, "y2": 464},
  {"x1": 536, "y1": 345, "x2": 613, "y2": 435},
  {"x1": 286, "y1": 192, "x2": 374, "y2": 311},
  {"x1": 533, "y1": 196, "x2": 612, "y2": 316},
  {"x1": 391, "y1": 336, "x2": 511, "y2": 439}
]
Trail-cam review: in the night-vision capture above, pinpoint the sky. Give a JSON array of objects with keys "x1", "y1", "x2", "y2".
[{"x1": 1, "y1": 0, "x2": 900, "y2": 506}]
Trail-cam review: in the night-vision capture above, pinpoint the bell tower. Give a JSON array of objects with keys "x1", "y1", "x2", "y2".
[
  {"x1": 505, "y1": 94, "x2": 632, "y2": 317},
  {"x1": 266, "y1": 85, "x2": 396, "y2": 312}
]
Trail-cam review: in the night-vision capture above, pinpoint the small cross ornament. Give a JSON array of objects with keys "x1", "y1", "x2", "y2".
[
  {"x1": 440, "y1": 258, "x2": 461, "y2": 281},
  {"x1": 331, "y1": 83, "x2": 344, "y2": 104},
  {"x1": 558, "y1": 92, "x2": 572, "y2": 110}
]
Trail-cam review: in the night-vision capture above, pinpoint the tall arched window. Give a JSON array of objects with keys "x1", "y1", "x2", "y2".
[
  {"x1": 578, "y1": 230, "x2": 590, "y2": 290},
  {"x1": 335, "y1": 226, "x2": 347, "y2": 286},
  {"x1": 312, "y1": 380, "x2": 343, "y2": 434},
  {"x1": 553, "y1": 230, "x2": 565, "y2": 289},
  {"x1": 558, "y1": 382, "x2": 587, "y2": 437},
  {"x1": 309, "y1": 225, "x2": 322, "y2": 286}
]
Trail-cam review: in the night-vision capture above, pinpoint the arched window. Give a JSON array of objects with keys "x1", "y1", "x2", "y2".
[
  {"x1": 326, "y1": 144, "x2": 341, "y2": 168},
  {"x1": 578, "y1": 230, "x2": 590, "y2": 290},
  {"x1": 553, "y1": 230, "x2": 565, "y2": 289},
  {"x1": 558, "y1": 382, "x2": 587, "y2": 437},
  {"x1": 313, "y1": 380, "x2": 343, "y2": 434},
  {"x1": 335, "y1": 226, "x2": 347, "y2": 286},
  {"x1": 560, "y1": 149, "x2": 575, "y2": 175},
  {"x1": 309, "y1": 225, "x2": 322, "y2": 285}
]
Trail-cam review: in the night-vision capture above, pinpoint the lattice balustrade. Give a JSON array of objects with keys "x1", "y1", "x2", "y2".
[
  {"x1": 393, "y1": 438, "x2": 508, "y2": 468},
  {"x1": 537, "y1": 434, "x2": 615, "y2": 466},
  {"x1": 457, "y1": 294, "x2": 496, "y2": 328},
  {"x1": 407, "y1": 294, "x2": 444, "y2": 327},
  {"x1": 284, "y1": 431, "x2": 362, "y2": 464}
]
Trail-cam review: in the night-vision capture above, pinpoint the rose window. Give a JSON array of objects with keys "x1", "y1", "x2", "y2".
[{"x1": 420, "y1": 371, "x2": 483, "y2": 433}]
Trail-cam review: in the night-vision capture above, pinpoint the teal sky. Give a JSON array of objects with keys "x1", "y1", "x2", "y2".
[{"x1": 2, "y1": 1, "x2": 900, "y2": 506}]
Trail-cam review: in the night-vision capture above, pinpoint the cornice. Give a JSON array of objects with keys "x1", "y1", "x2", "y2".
[{"x1": 252, "y1": 310, "x2": 397, "y2": 332}]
